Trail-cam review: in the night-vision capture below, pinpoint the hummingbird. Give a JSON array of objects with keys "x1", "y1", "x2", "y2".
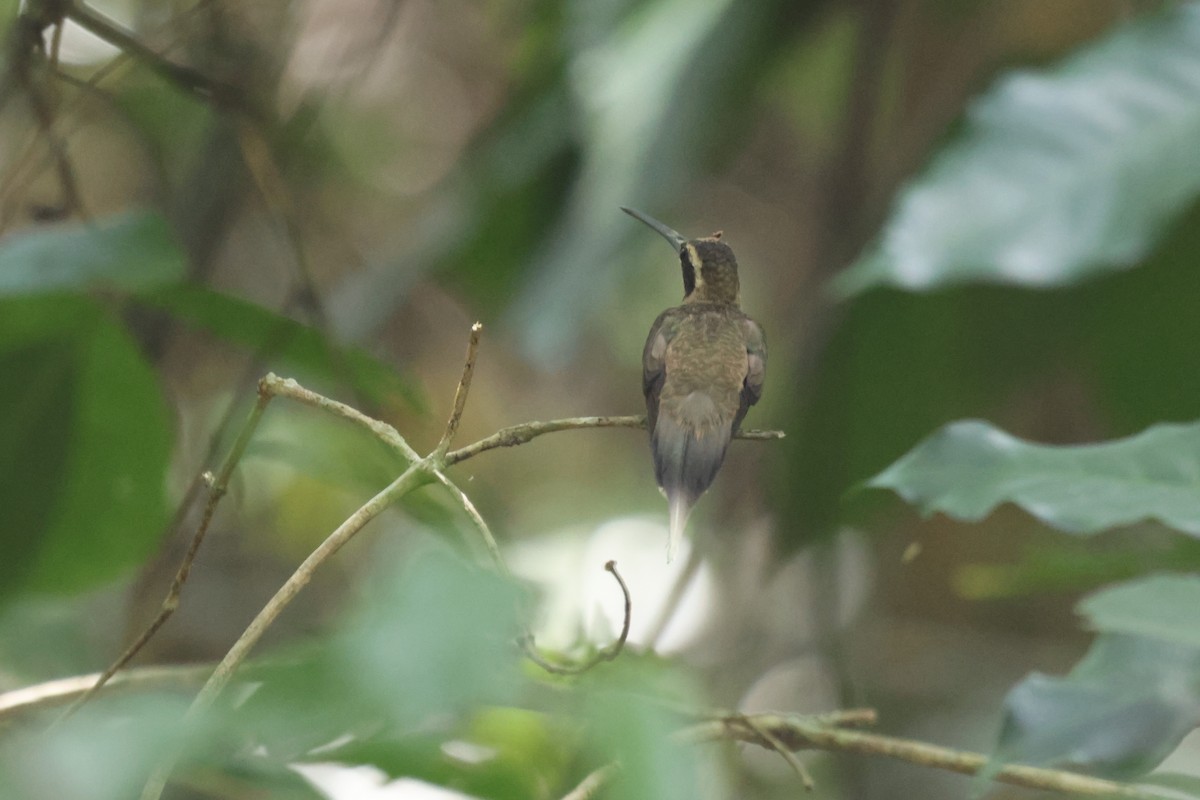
[{"x1": 622, "y1": 207, "x2": 767, "y2": 560}]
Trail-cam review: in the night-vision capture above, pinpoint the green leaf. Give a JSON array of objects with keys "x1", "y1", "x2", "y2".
[
  {"x1": 1080, "y1": 574, "x2": 1200, "y2": 647},
  {"x1": 778, "y1": 202, "x2": 1200, "y2": 550},
  {"x1": 0, "y1": 212, "x2": 185, "y2": 295},
  {"x1": 335, "y1": 548, "x2": 525, "y2": 728},
  {"x1": 138, "y1": 284, "x2": 423, "y2": 411},
  {"x1": 833, "y1": 6, "x2": 1200, "y2": 296},
  {"x1": 0, "y1": 296, "x2": 172, "y2": 597},
  {"x1": 994, "y1": 634, "x2": 1200, "y2": 779},
  {"x1": 0, "y1": 693, "x2": 194, "y2": 800},
  {"x1": 953, "y1": 535, "x2": 1200, "y2": 600},
  {"x1": 869, "y1": 419, "x2": 1200, "y2": 536},
  {"x1": 583, "y1": 664, "x2": 709, "y2": 800}
]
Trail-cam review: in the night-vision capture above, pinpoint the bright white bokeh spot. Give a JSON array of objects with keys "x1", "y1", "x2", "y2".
[
  {"x1": 51, "y1": 0, "x2": 138, "y2": 65},
  {"x1": 507, "y1": 516, "x2": 715, "y2": 655},
  {"x1": 440, "y1": 739, "x2": 496, "y2": 766},
  {"x1": 293, "y1": 763, "x2": 480, "y2": 800}
]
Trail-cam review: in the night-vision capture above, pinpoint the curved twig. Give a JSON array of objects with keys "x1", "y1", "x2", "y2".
[{"x1": 521, "y1": 561, "x2": 632, "y2": 676}]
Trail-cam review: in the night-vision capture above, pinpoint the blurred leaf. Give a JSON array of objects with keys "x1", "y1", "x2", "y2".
[
  {"x1": 0, "y1": 693, "x2": 194, "y2": 800},
  {"x1": 1141, "y1": 772, "x2": 1200, "y2": 798},
  {"x1": 335, "y1": 548, "x2": 525, "y2": 728},
  {"x1": 1079, "y1": 573, "x2": 1200, "y2": 647},
  {"x1": 869, "y1": 419, "x2": 1200, "y2": 536},
  {"x1": 112, "y1": 81, "x2": 214, "y2": 171},
  {"x1": 314, "y1": 709, "x2": 574, "y2": 799},
  {"x1": 834, "y1": 6, "x2": 1200, "y2": 296},
  {"x1": 138, "y1": 284, "x2": 423, "y2": 411},
  {"x1": 234, "y1": 547, "x2": 538, "y2": 796},
  {"x1": 0, "y1": 212, "x2": 185, "y2": 295},
  {"x1": 0, "y1": 296, "x2": 172, "y2": 598},
  {"x1": 994, "y1": 634, "x2": 1200, "y2": 779},
  {"x1": 584, "y1": 668, "x2": 708, "y2": 800},
  {"x1": 953, "y1": 535, "x2": 1200, "y2": 600}
]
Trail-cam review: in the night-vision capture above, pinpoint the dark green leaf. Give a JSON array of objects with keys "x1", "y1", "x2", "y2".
[
  {"x1": 834, "y1": 6, "x2": 1200, "y2": 296},
  {"x1": 138, "y1": 284, "x2": 423, "y2": 411},
  {"x1": 994, "y1": 634, "x2": 1200, "y2": 778},
  {"x1": 0, "y1": 212, "x2": 185, "y2": 295},
  {"x1": 779, "y1": 202, "x2": 1200, "y2": 550},
  {"x1": 869, "y1": 419, "x2": 1200, "y2": 536},
  {"x1": 0, "y1": 296, "x2": 172, "y2": 597},
  {"x1": 1079, "y1": 574, "x2": 1200, "y2": 647}
]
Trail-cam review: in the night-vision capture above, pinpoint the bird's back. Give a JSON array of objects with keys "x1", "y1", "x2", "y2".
[{"x1": 645, "y1": 303, "x2": 750, "y2": 505}]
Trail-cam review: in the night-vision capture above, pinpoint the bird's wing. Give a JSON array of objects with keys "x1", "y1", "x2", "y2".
[
  {"x1": 735, "y1": 317, "x2": 767, "y2": 431},
  {"x1": 642, "y1": 308, "x2": 680, "y2": 435}
]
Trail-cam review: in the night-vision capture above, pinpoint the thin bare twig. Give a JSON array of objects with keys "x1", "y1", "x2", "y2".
[
  {"x1": 1, "y1": 665, "x2": 212, "y2": 724},
  {"x1": 436, "y1": 321, "x2": 482, "y2": 460},
  {"x1": 740, "y1": 714, "x2": 815, "y2": 790},
  {"x1": 682, "y1": 713, "x2": 1168, "y2": 800},
  {"x1": 430, "y1": 468, "x2": 508, "y2": 576},
  {"x1": 57, "y1": 388, "x2": 272, "y2": 722},
  {"x1": 445, "y1": 417, "x2": 783, "y2": 467},
  {"x1": 260, "y1": 373, "x2": 419, "y2": 461},
  {"x1": 561, "y1": 763, "x2": 618, "y2": 800},
  {"x1": 521, "y1": 561, "x2": 632, "y2": 676}
]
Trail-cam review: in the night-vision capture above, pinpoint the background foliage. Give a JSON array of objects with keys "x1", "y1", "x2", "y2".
[{"x1": 2, "y1": 0, "x2": 1200, "y2": 798}]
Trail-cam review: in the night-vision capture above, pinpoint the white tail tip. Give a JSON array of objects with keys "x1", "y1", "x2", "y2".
[{"x1": 667, "y1": 495, "x2": 692, "y2": 563}]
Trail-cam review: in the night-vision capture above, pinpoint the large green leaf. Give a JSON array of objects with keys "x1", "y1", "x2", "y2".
[
  {"x1": 993, "y1": 575, "x2": 1200, "y2": 780},
  {"x1": 138, "y1": 284, "x2": 423, "y2": 411},
  {"x1": 833, "y1": 6, "x2": 1200, "y2": 296},
  {"x1": 0, "y1": 212, "x2": 185, "y2": 295},
  {"x1": 777, "y1": 201, "x2": 1200, "y2": 551},
  {"x1": 869, "y1": 419, "x2": 1200, "y2": 536},
  {"x1": 994, "y1": 634, "x2": 1200, "y2": 779},
  {"x1": 1079, "y1": 573, "x2": 1200, "y2": 647},
  {"x1": 0, "y1": 296, "x2": 172, "y2": 597}
]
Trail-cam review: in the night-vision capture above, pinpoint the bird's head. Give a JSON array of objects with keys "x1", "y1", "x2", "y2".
[{"x1": 622, "y1": 207, "x2": 740, "y2": 306}]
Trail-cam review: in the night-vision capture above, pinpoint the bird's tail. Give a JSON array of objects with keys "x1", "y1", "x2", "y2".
[{"x1": 667, "y1": 491, "x2": 694, "y2": 563}]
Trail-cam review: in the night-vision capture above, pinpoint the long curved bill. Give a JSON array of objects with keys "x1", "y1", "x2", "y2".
[{"x1": 621, "y1": 206, "x2": 687, "y2": 251}]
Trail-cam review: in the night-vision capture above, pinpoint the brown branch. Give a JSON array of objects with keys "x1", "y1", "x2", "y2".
[
  {"x1": 436, "y1": 321, "x2": 482, "y2": 459},
  {"x1": 681, "y1": 713, "x2": 1168, "y2": 799},
  {"x1": 521, "y1": 561, "x2": 632, "y2": 676},
  {"x1": 63, "y1": 1, "x2": 240, "y2": 104},
  {"x1": 445, "y1": 417, "x2": 783, "y2": 467},
  {"x1": 740, "y1": 713, "x2": 815, "y2": 790}
]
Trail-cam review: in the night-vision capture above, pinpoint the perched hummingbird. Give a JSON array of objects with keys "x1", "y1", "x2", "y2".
[{"x1": 622, "y1": 207, "x2": 767, "y2": 560}]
